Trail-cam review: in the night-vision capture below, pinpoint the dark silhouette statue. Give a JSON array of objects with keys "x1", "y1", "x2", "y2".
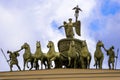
[
  {"x1": 72, "y1": 5, "x2": 82, "y2": 21},
  {"x1": 7, "y1": 50, "x2": 21, "y2": 71},
  {"x1": 103, "y1": 46, "x2": 117, "y2": 69}
]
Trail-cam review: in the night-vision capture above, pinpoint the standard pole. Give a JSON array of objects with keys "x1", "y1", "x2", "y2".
[
  {"x1": 115, "y1": 48, "x2": 119, "y2": 69},
  {"x1": 1, "y1": 48, "x2": 9, "y2": 66}
]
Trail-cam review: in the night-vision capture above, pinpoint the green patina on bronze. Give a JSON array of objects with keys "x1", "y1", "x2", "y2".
[
  {"x1": 58, "y1": 38, "x2": 90, "y2": 69},
  {"x1": 80, "y1": 40, "x2": 91, "y2": 69},
  {"x1": 94, "y1": 40, "x2": 104, "y2": 69},
  {"x1": 33, "y1": 41, "x2": 47, "y2": 70},
  {"x1": 5, "y1": 5, "x2": 118, "y2": 71},
  {"x1": 7, "y1": 50, "x2": 21, "y2": 71},
  {"x1": 47, "y1": 41, "x2": 61, "y2": 69},
  {"x1": 21, "y1": 43, "x2": 34, "y2": 70},
  {"x1": 58, "y1": 18, "x2": 81, "y2": 38},
  {"x1": 103, "y1": 46, "x2": 117, "y2": 70}
]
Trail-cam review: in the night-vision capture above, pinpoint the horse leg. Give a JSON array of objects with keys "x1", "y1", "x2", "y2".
[
  {"x1": 42, "y1": 58, "x2": 47, "y2": 69},
  {"x1": 68, "y1": 57, "x2": 71, "y2": 67},
  {"x1": 23, "y1": 60, "x2": 26, "y2": 70},
  {"x1": 29, "y1": 58, "x2": 34, "y2": 70},
  {"x1": 87, "y1": 53, "x2": 91, "y2": 69},
  {"x1": 41, "y1": 57, "x2": 47, "y2": 69},
  {"x1": 43, "y1": 61, "x2": 47, "y2": 69},
  {"x1": 80, "y1": 56, "x2": 85, "y2": 69},
  {"x1": 33, "y1": 58, "x2": 38, "y2": 70},
  {"x1": 74, "y1": 58, "x2": 77, "y2": 68},
  {"x1": 29, "y1": 61, "x2": 34, "y2": 70},
  {"x1": 47, "y1": 59, "x2": 51, "y2": 69},
  {"x1": 87, "y1": 56, "x2": 90, "y2": 69},
  {"x1": 36, "y1": 60, "x2": 39, "y2": 70},
  {"x1": 100, "y1": 57, "x2": 104, "y2": 69},
  {"x1": 94, "y1": 57, "x2": 97, "y2": 69},
  {"x1": 27, "y1": 62, "x2": 29, "y2": 69},
  {"x1": 50, "y1": 57, "x2": 56, "y2": 68}
]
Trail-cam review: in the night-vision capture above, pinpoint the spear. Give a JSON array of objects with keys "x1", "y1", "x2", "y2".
[
  {"x1": 1, "y1": 48, "x2": 9, "y2": 66},
  {"x1": 115, "y1": 48, "x2": 119, "y2": 69}
]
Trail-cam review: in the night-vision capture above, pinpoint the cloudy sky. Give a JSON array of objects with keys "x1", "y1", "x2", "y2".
[{"x1": 0, "y1": 0, "x2": 120, "y2": 71}]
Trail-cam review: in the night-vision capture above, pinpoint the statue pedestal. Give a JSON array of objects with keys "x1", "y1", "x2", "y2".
[{"x1": 0, "y1": 69, "x2": 120, "y2": 80}]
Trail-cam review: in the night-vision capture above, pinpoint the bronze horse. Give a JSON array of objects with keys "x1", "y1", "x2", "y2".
[
  {"x1": 47, "y1": 41, "x2": 61, "y2": 69},
  {"x1": 80, "y1": 40, "x2": 91, "y2": 69},
  {"x1": 21, "y1": 43, "x2": 34, "y2": 70},
  {"x1": 67, "y1": 41, "x2": 79, "y2": 68},
  {"x1": 94, "y1": 40, "x2": 104, "y2": 69},
  {"x1": 33, "y1": 41, "x2": 47, "y2": 70}
]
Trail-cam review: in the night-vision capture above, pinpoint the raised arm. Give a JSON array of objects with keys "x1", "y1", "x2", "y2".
[
  {"x1": 58, "y1": 21, "x2": 67, "y2": 29},
  {"x1": 14, "y1": 48, "x2": 22, "y2": 53},
  {"x1": 58, "y1": 25, "x2": 63, "y2": 29},
  {"x1": 72, "y1": 7, "x2": 76, "y2": 10},
  {"x1": 103, "y1": 45, "x2": 107, "y2": 52}
]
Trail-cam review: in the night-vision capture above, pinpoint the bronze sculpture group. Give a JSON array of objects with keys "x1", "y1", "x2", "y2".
[{"x1": 4, "y1": 5, "x2": 118, "y2": 71}]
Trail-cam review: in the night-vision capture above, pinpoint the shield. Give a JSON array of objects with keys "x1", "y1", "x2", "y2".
[{"x1": 74, "y1": 21, "x2": 81, "y2": 36}]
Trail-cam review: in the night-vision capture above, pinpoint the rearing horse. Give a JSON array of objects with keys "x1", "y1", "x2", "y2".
[
  {"x1": 33, "y1": 41, "x2": 47, "y2": 70},
  {"x1": 67, "y1": 41, "x2": 79, "y2": 68},
  {"x1": 80, "y1": 40, "x2": 91, "y2": 69},
  {"x1": 47, "y1": 41, "x2": 60, "y2": 69},
  {"x1": 94, "y1": 40, "x2": 104, "y2": 69},
  {"x1": 21, "y1": 43, "x2": 34, "y2": 70}
]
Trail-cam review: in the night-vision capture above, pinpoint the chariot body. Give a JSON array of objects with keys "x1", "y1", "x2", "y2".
[
  {"x1": 58, "y1": 38, "x2": 91, "y2": 69},
  {"x1": 58, "y1": 38, "x2": 82, "y2": 54}
]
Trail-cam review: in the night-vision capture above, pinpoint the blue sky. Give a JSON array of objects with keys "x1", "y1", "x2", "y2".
[{"x1": 0, "y1": 0, "x2": 120, "y2": 71}]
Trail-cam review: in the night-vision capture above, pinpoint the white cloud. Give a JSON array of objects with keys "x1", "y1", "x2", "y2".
[
  {"x1": 86, "y1": 0, "x2": 120, "y2": 69},
  {"x1": 0, "y1": 0, "x2": 97, "y2": 71}
]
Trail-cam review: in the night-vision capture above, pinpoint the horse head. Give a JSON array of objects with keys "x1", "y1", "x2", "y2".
[
  {"x1": 21, "y1": 43, "x2": 29, "y2": 49},
  {"x1": 36, "y1": 41, "x2": 41, "y2": 48},
  {"x1": 97, "y1": 40, "x2": 104, "y2": 48},
  {"x1": 47, "y1": 41, "x2": 54, "y2": 48}
]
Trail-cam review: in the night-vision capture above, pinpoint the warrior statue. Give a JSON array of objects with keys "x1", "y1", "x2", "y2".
[
  {"x1": 103, "y1": 46, "x2": 117, "y2": 69},
  {"x1": 72, "y1": 5, "x2": 82, "y2": 21},
  {"x1": 58, "y1": 18, "x2": 81, "y2": 38},
  {"x1": 7, "y1": 49, "x2": 22, "y2": 71}
]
